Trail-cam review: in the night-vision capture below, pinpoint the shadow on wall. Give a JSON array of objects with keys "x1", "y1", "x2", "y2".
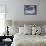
[{"x1": 5, "y1": 20, "x2": 46, "y2": 27}]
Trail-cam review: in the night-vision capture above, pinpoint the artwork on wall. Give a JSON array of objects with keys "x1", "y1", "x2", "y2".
[{"x1": 24, "y1": 5, "x2": 37, "y2": 15}]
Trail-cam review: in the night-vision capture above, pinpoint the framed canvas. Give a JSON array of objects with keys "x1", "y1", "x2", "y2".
[{"x1": 24, "y1": 5, "x2": 37, "y2": 15}]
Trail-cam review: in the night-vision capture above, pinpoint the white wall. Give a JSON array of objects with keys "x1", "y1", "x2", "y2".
[{"x1": 0, "y1": 0, "x2": 46, "y2": 22}]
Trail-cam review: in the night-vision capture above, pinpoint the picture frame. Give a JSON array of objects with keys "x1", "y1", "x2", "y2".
[{"x1": 24, "y1": 5, "x2": 37, "y2": 15}]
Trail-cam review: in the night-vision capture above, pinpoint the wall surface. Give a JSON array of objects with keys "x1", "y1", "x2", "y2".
[{"x1": 0, "y1": 0, "x2": 46, "y2": 22}]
